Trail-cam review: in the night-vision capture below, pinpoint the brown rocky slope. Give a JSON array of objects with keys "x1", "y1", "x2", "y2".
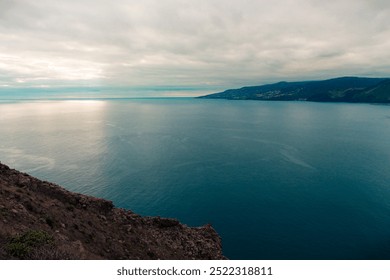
[{"x1": 0, "y1": 162, "x2": 225, "y2": 259}]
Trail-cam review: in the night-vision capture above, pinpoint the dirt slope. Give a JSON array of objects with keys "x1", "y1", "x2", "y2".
[{"x1": 0, "y1": 162, "x2": 224, "y2": 259}]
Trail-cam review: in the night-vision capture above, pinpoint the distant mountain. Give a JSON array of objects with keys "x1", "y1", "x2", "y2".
[{"x1": 199, "y1": 77, "x2": 390, "y2": 103}]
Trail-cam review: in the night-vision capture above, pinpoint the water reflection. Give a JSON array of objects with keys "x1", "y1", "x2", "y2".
[{"x1": 0, "y1": 100, "x2": 108, "y2": 194}]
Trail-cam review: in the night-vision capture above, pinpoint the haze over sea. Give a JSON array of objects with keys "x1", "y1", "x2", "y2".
[{"x1": 1, "y1": 97, "x2": 390, "y2": 259}]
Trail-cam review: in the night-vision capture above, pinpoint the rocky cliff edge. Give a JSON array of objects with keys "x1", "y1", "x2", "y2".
[{"x1": 0, "y1": 162, "x2": 224, "y2": 259}]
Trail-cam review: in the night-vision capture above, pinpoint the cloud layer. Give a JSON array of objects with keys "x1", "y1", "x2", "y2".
[{"x1": 1, "y1": 0, "x2": 390, "y2": 92}]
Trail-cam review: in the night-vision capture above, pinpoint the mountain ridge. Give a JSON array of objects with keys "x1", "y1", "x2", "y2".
[{"x1": 199, "y1": 77, "x2": 390, "y2": 103}]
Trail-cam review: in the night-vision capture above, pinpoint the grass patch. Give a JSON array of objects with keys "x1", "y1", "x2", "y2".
[{"x1": 6, "y1": 230, "x2": 54, "y2": 259}]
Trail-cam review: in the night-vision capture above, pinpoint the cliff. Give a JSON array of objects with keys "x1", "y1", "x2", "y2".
[{"x1": 0, "y1": 162, "x2": 224, "y2": 259}]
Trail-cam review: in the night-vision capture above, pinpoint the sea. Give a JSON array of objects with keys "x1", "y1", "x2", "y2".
[{"x1": 0, "y1": 98, "x2": 389, "y2": 259}]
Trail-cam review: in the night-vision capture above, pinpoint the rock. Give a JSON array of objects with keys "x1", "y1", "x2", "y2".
[{"x1": 154, "y1": 217, "x2": 181, "y2": 228}]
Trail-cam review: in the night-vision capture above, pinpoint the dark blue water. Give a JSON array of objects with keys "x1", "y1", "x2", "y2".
[{"x1": 1, "y1": 98, "x2": 390, "y2": 259}]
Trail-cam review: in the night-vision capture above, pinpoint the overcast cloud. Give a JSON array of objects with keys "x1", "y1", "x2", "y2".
[{"x1": 1, "y1": 0, "x2": 390, "y2": 93}]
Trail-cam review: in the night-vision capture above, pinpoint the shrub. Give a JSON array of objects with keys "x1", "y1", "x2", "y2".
[
  {"x1": 6, "y1": 230, "x2": 53, "y2": 259},
  {"x1": 45, "y1": 216, "x2": 55, "y2": 228}
]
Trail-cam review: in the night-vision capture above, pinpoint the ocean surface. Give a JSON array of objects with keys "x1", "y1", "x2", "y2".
[{"x1": 0, "y1": 98, "x2": 390, "y2": 259}]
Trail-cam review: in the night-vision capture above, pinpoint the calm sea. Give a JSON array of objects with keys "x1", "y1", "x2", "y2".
[{"x1": 0, "y1": 98, "x2": 390, "y2": 259}]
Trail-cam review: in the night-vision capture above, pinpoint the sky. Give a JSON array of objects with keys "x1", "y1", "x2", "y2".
[{"x1": 1, "y1": 0, "x2": 390, "y2": 96}]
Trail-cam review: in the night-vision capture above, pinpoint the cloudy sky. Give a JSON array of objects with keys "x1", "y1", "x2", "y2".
[{"x1": 1, "y1": 0, "x2": 390, "y2": 95}]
